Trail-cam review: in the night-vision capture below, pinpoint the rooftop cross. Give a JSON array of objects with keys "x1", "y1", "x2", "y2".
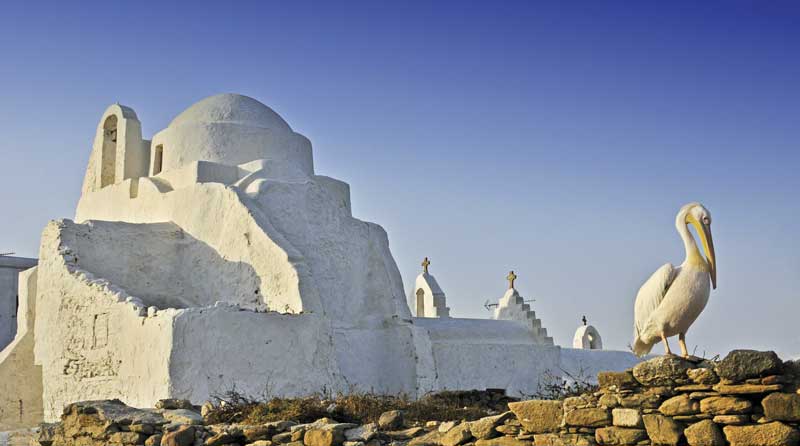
[
  {"x1": 506, "y1": 270, "x2": 517, "y2": 289},
  {"x1": 582, "y1": 315, "x2": 587, "y2": 326},
  {"x1": 421, "y1": 257, "x2": 431, "y2": 274}
]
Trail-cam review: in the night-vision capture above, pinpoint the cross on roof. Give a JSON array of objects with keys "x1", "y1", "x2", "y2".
[
  {"x1": 582, "y1": 315, "x2": 587, "y2": 326},
  {"x1": 506, "y1": 270, "x2": 517, "y2": 289},
  {"x1": 421, "y1": 257, "x2": 431, "y2": 274}
]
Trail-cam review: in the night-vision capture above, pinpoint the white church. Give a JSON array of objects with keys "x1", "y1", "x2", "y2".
[{"x1": 0, "y1": 94, "x2": 637, "y2": 430}]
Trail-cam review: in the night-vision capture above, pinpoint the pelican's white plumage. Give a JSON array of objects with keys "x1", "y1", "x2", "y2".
[{"x1": 632, "y1": 203, "x2": 717, "y2": 357}]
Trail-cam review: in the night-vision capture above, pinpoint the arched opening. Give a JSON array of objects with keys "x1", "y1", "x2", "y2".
[
  {"x1": 153, "y1": 145, "x2": 164, "y2": 175},
  {"x1": 100, "y1": 115, "x2": 118, "y2": 187},
  {"x1": 416, "y1": 288, "x2": 425, "y2": 317}
]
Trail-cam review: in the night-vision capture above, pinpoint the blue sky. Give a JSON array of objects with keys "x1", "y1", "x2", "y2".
[{"x1": 1, "y1": 1, "x2": 798, "y2": 357}]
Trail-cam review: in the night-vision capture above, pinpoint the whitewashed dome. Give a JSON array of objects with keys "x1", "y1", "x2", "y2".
[
  {"x1": 151, "y1": 93, "x2": 313, "y2": 175},
  {"x1": 169, "y1": 94, "x2": 292, "y2": 131}
]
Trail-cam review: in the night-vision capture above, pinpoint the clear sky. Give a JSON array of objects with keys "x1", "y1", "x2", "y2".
[{"x1": 1, "y1": 1, "x2": 798, "y2": 358}]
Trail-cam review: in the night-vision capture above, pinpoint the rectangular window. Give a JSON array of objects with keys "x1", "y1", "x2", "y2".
[{"x1": 153, "y1": 145, "x2": 163, "y2": 175}]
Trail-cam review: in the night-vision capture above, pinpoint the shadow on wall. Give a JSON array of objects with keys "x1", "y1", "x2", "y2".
[{"x1": 63, "y1": 220, "x2": 264, "y2": 310}]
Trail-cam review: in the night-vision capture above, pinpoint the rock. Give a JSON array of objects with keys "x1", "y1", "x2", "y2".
[
  {"x1": 598, "y1": 393, "x2": 619, "y2": 408},
  {"x1": 409, "y1": 430, "x2": 444, "y2": 446},
  {"x1": 439, "y1": 421, "x2": 458, "y2": 433},
  {"x1": 689, "y1": 391, "x2": 719, "y2": 400},
  {"x1": 632, "y1": 356, "x2": 694, "y2": 386},
  {"x1": 205, "y1": 431, "x2": 243, "y2": 446},
  {"x1": 345, "y1": 424, "x2": 379, "y2": 442},
  {"x1": 598, "y1": 371, "x2": 638, "y2": 389},
  {"x1": 508, "y1": 400, "x2": 563, "y2": 434},
  {"x1": 59, "y1": 399, "x2": 168, "y2": 440},
  {"x1": 156, "y1": 399, "x2": 195, "y2": 410},
  {"x1": 386, "y1": 427, "x2": 426, "y2": 440},
  {"x1": 688, "y1": 368, "x2": 719, "y2": 385},
  {"x1": 611, "y1": 408, "x2": 642, "y2": 428},
  {"x1": 618, "y1": 392, "x2": 661, "y2": 409},
  {"x1": 684, "y1": 419, "x2": 724, "y2": 446},
  {"x1": 305, "y1": 429, "x2": 345, "y2": 446},
  {"x1": 763, "y1": 392, "x2": 800, "y2": 421},
  {"x1": 130, "y1": 423, "x2": 156, "y2": 434},
  {"x1": 642, "y1": 414, "x2": 683, "y2": 446},
  {"x1": 108, "y1": 431, "x2": 148, "y2": 444},
  {"x1": 468, "y1": 412, "x2": 512, "y2": 440},
  {"x1": 378, "y1": 410, "x2": 404, "y2": 430},
  {"x1": 495, "y1": 425, "x2": 519, "y2": 436},
  {"x1": 564, "y1": 408, "x2": 611, "y2": 427},
  {"x1": 475, "y1": 438, "x2": 532, "y2": 446},
  {"x1": 723, "y1": 421, "x2": 800, "y2": 446},
  {"x1": 715, "y1": 350, "x2": 783, "y2": 382},
  {"x1": 201, "y1": 401, "x2": 214, "y2": 418},
  {"x1": 162, "y1": 426, "x2": 195, "y2": 446},
  {"x1": 244, "y1": 423, "x2": 294, "y2": 443},
  {"x1": 699, "y1": 396, "x2": 752, "y2": 415},
  {"x1": 674, "y1": 384, "x2": 713, "y2": 392},
  {"x1": 146, "y1": 434, "x2": 163, "y2": 446},
  {"x1": 713, "y1": 383, "x2": 782, "y2": 394},
  {"x1": 162, "y1": 409, "x2": 204, "y2": 425},
  {"x1": 251, "y1": 442, "x2": 274, "y2": 446},
  {"x1": 658, "y1": 394, "x2": 699, "y2": 416},
  {"x1": 273, "y1": 432, "x2": 293, "y2": 443},
  {"x1": 594, "y1": 426, "x2": 646, "y2": 445},
  {"x1": 533, "y1": 433, "x2": 595, "y2": 446},
  {"x1": 441, "y1": 422, "x2": 472, "y2": 446},
  {"x1": 712, "y1": 415, "x2": 749, "y2": 425}
]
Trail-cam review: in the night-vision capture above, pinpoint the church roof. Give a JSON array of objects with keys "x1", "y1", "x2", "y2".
[{"x1": 169, "y1": 93, "x2": 292, "y2": 131}]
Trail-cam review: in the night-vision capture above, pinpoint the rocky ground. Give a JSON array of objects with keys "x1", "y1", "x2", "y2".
[{"x1": 16, "y1": 349, "x2": 800, "y2": 446}]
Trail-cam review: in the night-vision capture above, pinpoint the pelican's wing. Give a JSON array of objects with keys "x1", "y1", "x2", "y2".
[{"x1": 633, "y1": 263, "x2": 678, "y2": 340}]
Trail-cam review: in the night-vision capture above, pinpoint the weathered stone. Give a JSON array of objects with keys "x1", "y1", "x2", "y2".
[
  {"x1": 146, "y1": 434, "x2": 163, "y2": 446},
  {"x1": 273, "y1": 431, "x2": 293, "y2": 443},
  {"x1": 598, "y1": 394, "x2": 619, "y2": 408},
  {"x1": 761, "y1": 375, "x2": 784, "y2": 385},
  {"x1": 251, "y1": 441, "x2": 275, "y2": 446},
  {"x1": 495, "y1": 425, "x2": 519, "y2": 435},
  {"x1": 130, "y1": 423, "x2": 155, "y2": 434},
  {"x1": 715, "y1": 350, "x2": 783, "y2": 382},
  {"x1": 439, "y1": 421, "x2": 458, "y2": 433},
  {"x1": 687, "y1": 368, "x2": 719, "y2": 385},
  {"x1": 612, "y1": 408, "x2": 642, "y2": 428},
  {"x1": 564, "y1": 395, "x2": 597, "y2": 411},
  {"x1": 155, "y1": 399, "x2": 194, "y2": 410},
  {"x1": 712, "y1": 415, "x2": 749, "y2": 425},
  {"x1": 598, "y1": 371, "x2": 638, "y2": 389},
  {"x1": 441, "y1": 422, "x2": 472, "y2": 446},
  {"x1": 723, "y1": 421, "x2": 800, "y2": 446},
  {"x1": 642, "y1": 414, "x2": 683, "y2": 446},
  {"x1": 595, "y1": 427, "x2": 647, "y2": 445},
  {"x1": 305, "y1": 429, "x2": 345, "y2": 446},
  {"x1": 475, "y1": 437, "x2": 532, "y2": 446},
  {"x1": 672, "y1": 414, "x2": 711, "y2": 422},
  {"x1": 674, "y1": 384, "x2": 712, "y2": 392},
  {"x1": 658, "y1": 394, "x2": 699, "y2": 416},
  {"x1": 378, "y1": 410, "x2": 404, "y2": 430},
  {"x1": 468, "y1": 412, "x2": 512, "y2": 440},
  {"x1": 699, "y1": 396, "x2": 752, "y2": 415},
  {"x1": 644, "y1": 386, "x2": 675, "y2": 397},
  {"x1": 59, "y1": 399, "x2": 168, "y2": 440},
  {"x1": 762, "y1": 392, "x2": 800, "y2": 421},
  {"x1": 533, "y1": 433, "x2": 595, "y2": 446},
  {"x1": 408, "y1": 430, "x2": 444, "y2": 446},
  {"x1": 713, "y1": 383, "x2": 782, "y2": 394},
  {"x1": 683, "y1": 419, "x2": 724, "y2": 446},
  {"x1": 345, "y1": 424, "x2": 379, "y2": 442},
  {"x1": 108, "y1": 431, "x2": 148, "y2": 444},
  {"x1": 244, "y1": 423, "x2": 291, "y2": 442},
  {"x1": 206, "y1": 431, "x2": 242, "y2": 446},
  {"x1": 632, "y1": 356, "x2": 694, "y2": 387},
  {"x1": 565, "y1": 408, "x2": 611, "y2": 428},
  {"x1": 386, "y1": 427, "x2": 426, "y2": 440},
  {"x1": 161, "y1": 409, "x2": 203, "y2": 425},
  {"x1": 508, "y1": 400, "x2": 563, "y2": 434},
  {"x1": 161, "y1": 425, "x2": 195, "y2": 446},
  {"x1": 618, "y1": 393, "x2": 661, "y2": 409},
  {"x1": 688, "y1": 391, "x2": 719, "y2": 400}
]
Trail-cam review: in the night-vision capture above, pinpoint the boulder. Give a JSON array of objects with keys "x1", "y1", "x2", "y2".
[
  {"x1": 632, "y1": 356, "x2": 694, "y2": 386},
  {"x1": 687, "y1": 368, "x2": 719, "y2": 385},
  {"x1": 715, "y1": 350, "x2": 783, "y2": 382},
  {"x1": 409, "y1": 430, "x2": 444, "y2": 446},
  {"x1": 564, "y1": 408, "x2": 611, "y2": 427},
  {"x1": 763, "y1": 392, "x2": 800, "y2": 421},
  {"x1": 468, "y1": 412, "x2": 512, "y2": 440},
  {"x1": 161, "y1": 409, "x2": 203, "y2": 425},
  {"x1": 441, "y1": 422, "x2": 473, "y2": 446},
  {"x1": 344, "y1": 424, "x2": 379, "y2": 442},
  {"x1": 723, "y1": 421, "x2": 800, "y2": 446},
  {"x1": 699, "y1": 396, "x2": 752, "y2": 415},
  {"x1": 378, "y1": 410, "x2": 404, "y2": 430},
  {"x1": 305, "y1": 429, "x2": 345, "y2": 446},
  {"x1": 594, "y1": 426, "x2": 646, "y2": 445},
  {"x1": 642, "y1": 414, "x2": 683, "y2": 446},
  {"x1": 508, "y1": 400, "x2": 563, "y2": 433},
  {"x1": 683, "y1": 419, "x2": 724, "y2": 446},
  {"x1": 161, "y1": 425, "x2": 195, "y2": 446},
  {"x1": 611, "y1": 408, "x2": 642, "y2": 428},
  {"x1": 658, "y1": 394, "x2": 699, "y2": 416}
]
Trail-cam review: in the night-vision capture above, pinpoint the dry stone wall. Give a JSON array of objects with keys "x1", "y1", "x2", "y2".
[{"x1": 24, "y1": 349, "x2": 800, "y2": 446}]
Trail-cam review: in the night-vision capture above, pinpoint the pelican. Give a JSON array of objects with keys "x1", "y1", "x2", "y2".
[{"x1": 632, "y1": 202, "x2": 717, "y2": 357}]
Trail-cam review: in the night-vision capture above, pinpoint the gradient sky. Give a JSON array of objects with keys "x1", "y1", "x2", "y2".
[{"x1": 1, "y1": 1, "x2": 798, "y2": 358}]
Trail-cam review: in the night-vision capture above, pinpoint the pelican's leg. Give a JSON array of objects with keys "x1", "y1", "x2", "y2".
[
  {"x1": 661, "y1": 332, "x2": 673, "y2": 356},
  {"x1": 678, "y1": 333, "x2": 689, "y2": 358}
]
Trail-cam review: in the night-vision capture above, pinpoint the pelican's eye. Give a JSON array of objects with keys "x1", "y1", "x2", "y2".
[{"x1": 702, "y1": 216, "x2": 711, "y2": 225}]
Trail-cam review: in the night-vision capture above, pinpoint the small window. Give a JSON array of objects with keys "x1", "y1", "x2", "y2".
[{"x1": 153, "y1": 145, "x2": 163, "y2": 175}]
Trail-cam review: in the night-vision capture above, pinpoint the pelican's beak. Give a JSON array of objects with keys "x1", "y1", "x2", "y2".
[{"x1": 691, "y1": 218, "x2": 717, "y2": 289}]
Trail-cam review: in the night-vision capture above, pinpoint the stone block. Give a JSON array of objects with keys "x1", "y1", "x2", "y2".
[
  {"x1": 642, "y1": 414, "x2": 683, "y2": 446},
  {"x1": 723, "y1": 421, "x2": 800, "y2": 446},
  {"x1": 762, "y1": 392, "x2": 800, "y2": 421},
  {"x1": 632, "y1": 356, "x2": 694, "y2": 387},
  {"x1": 598, "y1": 371, "x2": 638, "y2": 389},
  {"x1": 683, "y1": 419, "x2": 724, "y2": 446},
  {"x1": 611, "y1": 408, "x2": 642, "y2": 428},
  {"x1": 715, "y1": 350, "x2": 783, "y2": 382},
  {"x1": 712, "y1": 383, "x2": 782, "y2": 395},
  {"x1": 468, "y1": 412, "x2": 512, "y2": 440},
  {"x1": 440, "y1": 422, "x2": 472, "y2": 446},
  {"x1": 594, "y1": 427, "x2": 646, "y2": 445},
  {"x1": 508, "y1": 400, "x2": 563, "y2": 434},
  {"x1": 687, "y1": 368, "x2": 719, "y2": 385},
  {"x1": 658, "y1": 394, "x2": 699, "y2": 416},
  {"x1": 699, "y1": 396, "x2": 752, "y2": 415},
  {"x1": 565, "y1": 408, "x2": 611, "y2": 428}
]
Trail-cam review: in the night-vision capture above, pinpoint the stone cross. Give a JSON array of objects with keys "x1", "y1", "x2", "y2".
[
  {"x1": 506, "y1": 271, "x2": 517, "y2": 289},
  {"x1": 582, "y1": 315, "x2": 587, "y2": 326},
  {"x1": 421, "y1": 257, "x2": 431, "y2": 274}
]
